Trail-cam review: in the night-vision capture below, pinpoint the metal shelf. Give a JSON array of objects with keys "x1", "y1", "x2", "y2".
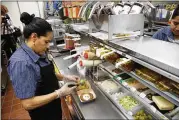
[
  {"x1": 114, "y1": 65, "x2": 179, "y2": 107},
  {"x1": 109, "y1": 38, "x2": 179, "y2": 83},
  {"x1": 97, "y1": 63, "x2": 169, "y2": 120},
  {"x1": 90, "y1": 38, "x2": 179, "y2": 106},
  {"x1": 90, "y1": 38, "x2": 179, "y2": 84}
]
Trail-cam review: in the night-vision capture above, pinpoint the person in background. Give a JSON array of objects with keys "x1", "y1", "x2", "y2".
[
  {"x1": 1, "y1": 5, "x2": 17, "y2": 58},
  {"x1": 153, "y1": 4, "x2": 179, "y2": 43},
  {"x1": 8, "y1": 12, "x2": 79, "y2": 120}
]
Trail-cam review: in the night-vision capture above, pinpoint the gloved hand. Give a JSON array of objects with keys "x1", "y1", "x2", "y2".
[
  {"x1": 55, "y1": 83, "x2": 77, "y2": 98},
  {"x1": 63, "y1": 75, "x2": 80, "y2": 82}
]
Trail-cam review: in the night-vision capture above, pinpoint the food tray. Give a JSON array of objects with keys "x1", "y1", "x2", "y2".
[
  {"x1": 141, "y1": 89, "x2": 159, "y2": 104},
  {"x1": 110, "y1": 87, "x2": 129, "y2": 100},
  {"x1": 97, "y1": 79, "x2": 121, "y2": 94},
  {"x1": 96, "y1": 83, "x2": 132, "y2": 118},
  {"x1": 77, "y1": 89, "x2": 96, "y2": 103},
  {"x1": 115, "y1": 73, "x2": 131, "y2": 81},
  {"x1": 94, "y1": 69, "x2": 111, "y2": 81},
  {"x1": 131, "y1": 106, "x2": 160, "y2": 120},
  {"x1": 117, "y1": 93, "x2": 142, "y2": 114}
]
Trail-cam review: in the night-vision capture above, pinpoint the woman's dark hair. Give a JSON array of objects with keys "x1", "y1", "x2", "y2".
[
  {"x1": 20, "y1": 12, "x2": 52, "y2": 39},
  {"x1": 172, "y1": 4, "x2": 179, "y2": 19}
]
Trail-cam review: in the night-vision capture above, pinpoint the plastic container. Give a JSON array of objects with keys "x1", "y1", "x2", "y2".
[
  {"x1": 131, "y1": 106, "x2": 157, "y2": 120},
  {"x1": 98, "y1": 79, "x2": 121, "y2": 94},
  {"x1": 110, "y1": 87, "x2": 129, "y2": 100},
  {"x1": 117, "y1": 93, "x2": 142, "y2": 113},
  {"x1": 94, "y1": 68, "x2": 111, "y2": 81},
  {"x1": 77, "y1": 89, "x2": 96, "y2": 103}
]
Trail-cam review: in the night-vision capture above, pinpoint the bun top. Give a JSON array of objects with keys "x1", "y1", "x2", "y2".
[{"x1": 20, "y1": 12, "x2": 35, "y2": 25}]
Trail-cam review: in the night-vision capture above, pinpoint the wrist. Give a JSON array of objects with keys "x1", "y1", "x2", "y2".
[
  {"x1": 62, "y1": 75, "x2": 68, "y2": 81},
  {"x1": 55, "y1": 90, "x2": 62, "y2": 99}
]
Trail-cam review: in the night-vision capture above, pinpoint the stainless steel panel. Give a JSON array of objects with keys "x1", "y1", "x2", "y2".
[{"x1": 110, "y1": 37, "x2": 179, "y2": 77}]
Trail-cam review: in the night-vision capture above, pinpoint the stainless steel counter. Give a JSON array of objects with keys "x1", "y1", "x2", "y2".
[
  {"x1": 52, "y1": 53, "x2": 126, "y2": 119},
  {"x1": 110, "y1": 37, "x2": 179, "y2": 78}
]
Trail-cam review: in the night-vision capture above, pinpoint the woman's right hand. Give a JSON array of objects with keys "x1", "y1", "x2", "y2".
[{"x1": 55, "y1": 83, "x2": 77, "y2": 98}]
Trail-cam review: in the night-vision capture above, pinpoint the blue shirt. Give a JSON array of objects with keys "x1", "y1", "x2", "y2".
[
  {"x1": 152, "y1": 26, "x2": 174, "y2": 42},
  {"x1": 7, "y1": 43, "x2": 50, "y2": 99}
]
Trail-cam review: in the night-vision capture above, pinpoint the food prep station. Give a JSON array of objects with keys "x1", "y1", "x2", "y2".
[{"x1": 48, "y1": 1, "x2": 179, "y2": 120}]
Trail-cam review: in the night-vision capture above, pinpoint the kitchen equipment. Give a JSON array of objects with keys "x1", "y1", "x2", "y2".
[
  {"x1": 88, "y1": 1, "x2": 101, "y2": 19},
  {"x1": 129, "y1": 2, "x2": 144, "y2": 14},
  {"x1": 113, "y1": 3, "x2": 124, "y2": 15},
  {"x1": 120, "y1": 3, "x2": 132, "y2": 14},
  {"x1": 81, "y1": 2, "x2": 92, "y2": 21},
  {"x1": 78, "y1": 2, "x2": 88, "y2": 18}
]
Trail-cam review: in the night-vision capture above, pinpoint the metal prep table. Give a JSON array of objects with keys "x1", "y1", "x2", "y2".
[{"x1": 52, "y1": 53, "x2": 126, "y2": 119}]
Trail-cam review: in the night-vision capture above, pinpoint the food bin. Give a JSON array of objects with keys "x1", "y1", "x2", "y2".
[
  {"x1": 94, "y1": 69, "x2": 111, "y2": 81},
  {"x1": 97, "y1": 79, "x2": 121, "y2": 94},
  {"x1": 110, "y1": 87, "x2": 129, "y2": 101},
  {"x1": 77, "y1": 89, "x2": 96, "y2": 103},
  {"x1": 131, "y1": 106, "x2": 160, "y2": 120},
  {"x1": 115, "y1": 73, "x2": 131, "y2": 82},
  {"x1": 116, "y1": 93, "x2": 142, "y2": 115}
]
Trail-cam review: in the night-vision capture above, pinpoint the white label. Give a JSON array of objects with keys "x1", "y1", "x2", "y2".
[
  {"x1": 127, "y1": 111, "x2": 133, "y2": 116},
  {"x1": 139, "y1": 93, "x2": 146, "y2": 98},
  {"x1": 117, "y1": 77, "x2": 122, "y2": 81},
  {"x1": 150, "y1": 106, "x2": 157, "y2": 113},
  {"x1": 100, "y1": 43, "x2": 103, "y2": 46},
  {"x1": 122, "y1": 82, "x2": 128, "y2": 86},
  {"x1": 130, "y1": 87, "x2": 136, "y2": 92}
]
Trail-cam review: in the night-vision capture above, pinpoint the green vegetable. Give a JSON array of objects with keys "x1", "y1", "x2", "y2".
[
  {"x1": 134, "y1": 110, "x2": 152, "y2": 120},
  {"x1": 119, "y1": 96, "x2": 139, "y2": 110},
  {"x1": 80, "y1": 79, "x2": 86, "y2": 85}
]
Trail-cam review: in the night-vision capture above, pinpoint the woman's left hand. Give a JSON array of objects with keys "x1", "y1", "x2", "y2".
[{"x1": 63, "y1": 75, "x2": 80, "y2": 82}]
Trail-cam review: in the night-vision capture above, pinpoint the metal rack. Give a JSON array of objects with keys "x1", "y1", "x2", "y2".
[{"x1": 94, "y1": 62, "x2": 170, "y2": 119}]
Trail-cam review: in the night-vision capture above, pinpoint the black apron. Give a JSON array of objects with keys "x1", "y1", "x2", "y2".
[{"x1": 21, "y1": 46, "x2": 62, "y2": 120}]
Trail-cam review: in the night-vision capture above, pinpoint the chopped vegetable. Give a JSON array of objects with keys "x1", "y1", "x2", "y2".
[
  {"x1": 134, "y1": 110, "x2": 152, "y2": 120},
  {"x1": 119, "y1": 96, "x2": 139, "y2": 110}
]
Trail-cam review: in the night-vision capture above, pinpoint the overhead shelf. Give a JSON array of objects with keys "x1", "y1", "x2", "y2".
[
  {"x1": 94, "y1": 42, "x2": 179, "y2": 107},
  {"x1": 109, "y1": 38, "x2": 179, "y2": 82},
  {"x1": 89, "y1": 37, "x2": 179, "y2": 84}
]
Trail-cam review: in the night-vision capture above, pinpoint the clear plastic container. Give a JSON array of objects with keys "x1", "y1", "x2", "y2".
[
  {"x1": 132, "y1": 106, "x2": 158, "y2": 120},
  {"x1": 117, "y1": 93, "x2": 142, "y2": 114},
  {"x1": 98, "y1": 79, "x2": 121, "y2": 94}
]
